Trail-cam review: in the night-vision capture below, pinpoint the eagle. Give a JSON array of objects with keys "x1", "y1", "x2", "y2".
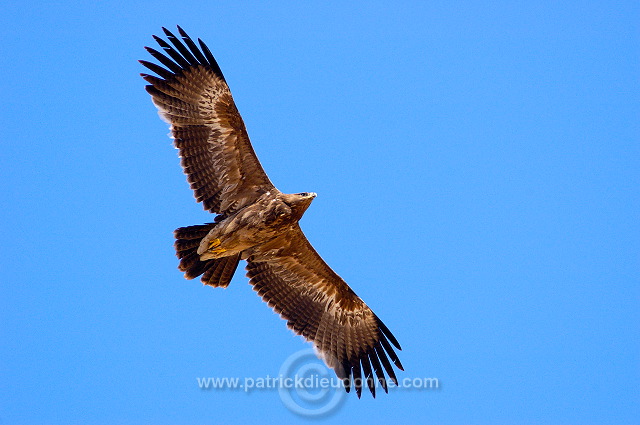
[{"x1": 140, "y1": 26, "x2": 403, "y2": 397}]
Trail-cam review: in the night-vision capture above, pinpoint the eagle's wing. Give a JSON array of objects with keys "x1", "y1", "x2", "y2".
[
  {"x1": 245, "y1": 224, "x2": 403, "y2": 397},
  {"x1": 140, "y1": 27, "x2": 275, "y2": 215}
]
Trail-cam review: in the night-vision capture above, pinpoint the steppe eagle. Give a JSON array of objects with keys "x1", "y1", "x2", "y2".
[{"x1": 140, "y1": 26, "x2": 403, "y2": 397}]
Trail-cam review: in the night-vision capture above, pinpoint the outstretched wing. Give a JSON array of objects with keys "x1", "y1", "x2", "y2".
[
  {"x1": 244, "y1": 225, "x2": 403, "y2": 397},
  {"x1": 140, "y1": 26, "x2": 275, "y2": 216}
]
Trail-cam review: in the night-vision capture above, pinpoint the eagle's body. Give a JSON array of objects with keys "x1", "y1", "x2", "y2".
[
  {"x1": 141, "y1": 26, "x2": 403, "y2": 398},
  {"x1": 197, "y1": 191, "x2": 316, "y2": 260}
]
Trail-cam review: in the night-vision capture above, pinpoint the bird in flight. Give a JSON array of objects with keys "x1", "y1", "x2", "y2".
[{"x1": 140, "y1": 26, "x2": 403, "y2": 397}]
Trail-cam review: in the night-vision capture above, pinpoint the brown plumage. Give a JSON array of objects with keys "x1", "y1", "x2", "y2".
[{"x1": 141, "y1": 26, "x2": 403, "y2": 397}]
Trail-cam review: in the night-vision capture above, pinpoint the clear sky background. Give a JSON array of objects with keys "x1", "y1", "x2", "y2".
[{"x1": 1, "y1": 1, "x2": 638, "y2": 424}]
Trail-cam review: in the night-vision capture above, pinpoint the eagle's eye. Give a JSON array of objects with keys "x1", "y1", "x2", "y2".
[{"x1": 297, "y1": 192, "x2": 309, "y2": 197}]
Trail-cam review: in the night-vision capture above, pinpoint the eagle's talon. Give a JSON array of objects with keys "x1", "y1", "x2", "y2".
[{"x1": 208, "y1": 238, "x2": 221, "y2": 249}]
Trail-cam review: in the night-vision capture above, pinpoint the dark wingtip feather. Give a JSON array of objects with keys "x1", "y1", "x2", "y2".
[
  {"x1": 144, "y1": 46, "x2": 184, "y2": 74},
  {"x1": 139, "y1": 60, "x2": 174, "y2": 80},
  {"x1": 162, "y1": 26, "x2": 199, "y2": 66},
  {"x1": 197, "y1": 38, "x2": 226, "y2": 82},
  {"x1": 152, "y1": 34, "x2": 190, "y2": 69},
  {"x1": 152, "y1": 34, "x2": 166, "y2": 45},
  {"x1": 140, "y1": 73, "x2": 163, "y2": 86},
  {"x1": 341, "y1": 361, "x2": 352, "y2": 393},
  {"x1": 374, "y1": 342, "x2": 398, "y2": 385},
  {"x1": 141, "y1": 27, "x2": 228, "y2": 91},
  {"x1": 352, "y1": 361, "x2": 363, "y2": 398},
  {"x1": 175, "y1": 26, "x2": 208, "y2": 66},
  {"x1": 368, "y1": 350, "x2": 388, "y2": 394},
  {"x1": 144, "y1": 85, "x2": 159, "y2": 96},
  {"x1": 176, "y1": 25, "x2": 188, "y2": 37},
  {"x1": 376, "y1": 315, "x2": 402, "y2": 350},
  {"x1": 361, "y1": 357, "x2": 376, "y2": 397},
  {"x1": 379, "y1": 333, "x2": 404, "y2": 371}
]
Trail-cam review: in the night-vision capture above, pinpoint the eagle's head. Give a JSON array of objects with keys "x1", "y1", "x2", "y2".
[{"x1": 281, "y1": 192, "x2": 317, "y2": 220}]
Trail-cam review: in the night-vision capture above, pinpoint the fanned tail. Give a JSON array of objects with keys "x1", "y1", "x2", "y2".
[{"x1": 174, "y1": 223, "x2": 240, "y2": 288}]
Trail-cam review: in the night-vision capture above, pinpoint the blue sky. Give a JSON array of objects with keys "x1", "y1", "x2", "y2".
[{"x1": 1, "y1": 1, "x2": 638, "y2": 424}]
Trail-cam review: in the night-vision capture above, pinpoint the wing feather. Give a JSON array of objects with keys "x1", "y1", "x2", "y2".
[
  {"x1": 245, "y1": 225, "x2": 403, "y2": 397},
  {"x1": 141, "y1": 27, "x2": 275, "y2": 216}
]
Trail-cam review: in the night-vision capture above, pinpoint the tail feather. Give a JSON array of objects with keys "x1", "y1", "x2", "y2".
[
  {"x1": 174, "y1": 223, "x2": 213, "y2": 239},
  {"x1": 173, "y1": 223, "x2": 240, "y2": 288},
  {"x1": 202, "y1": 254, "x2": 240, "y2": 287},
  {"x1": 175, "y1": 238, "x2": 203, "y2": 255}
]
